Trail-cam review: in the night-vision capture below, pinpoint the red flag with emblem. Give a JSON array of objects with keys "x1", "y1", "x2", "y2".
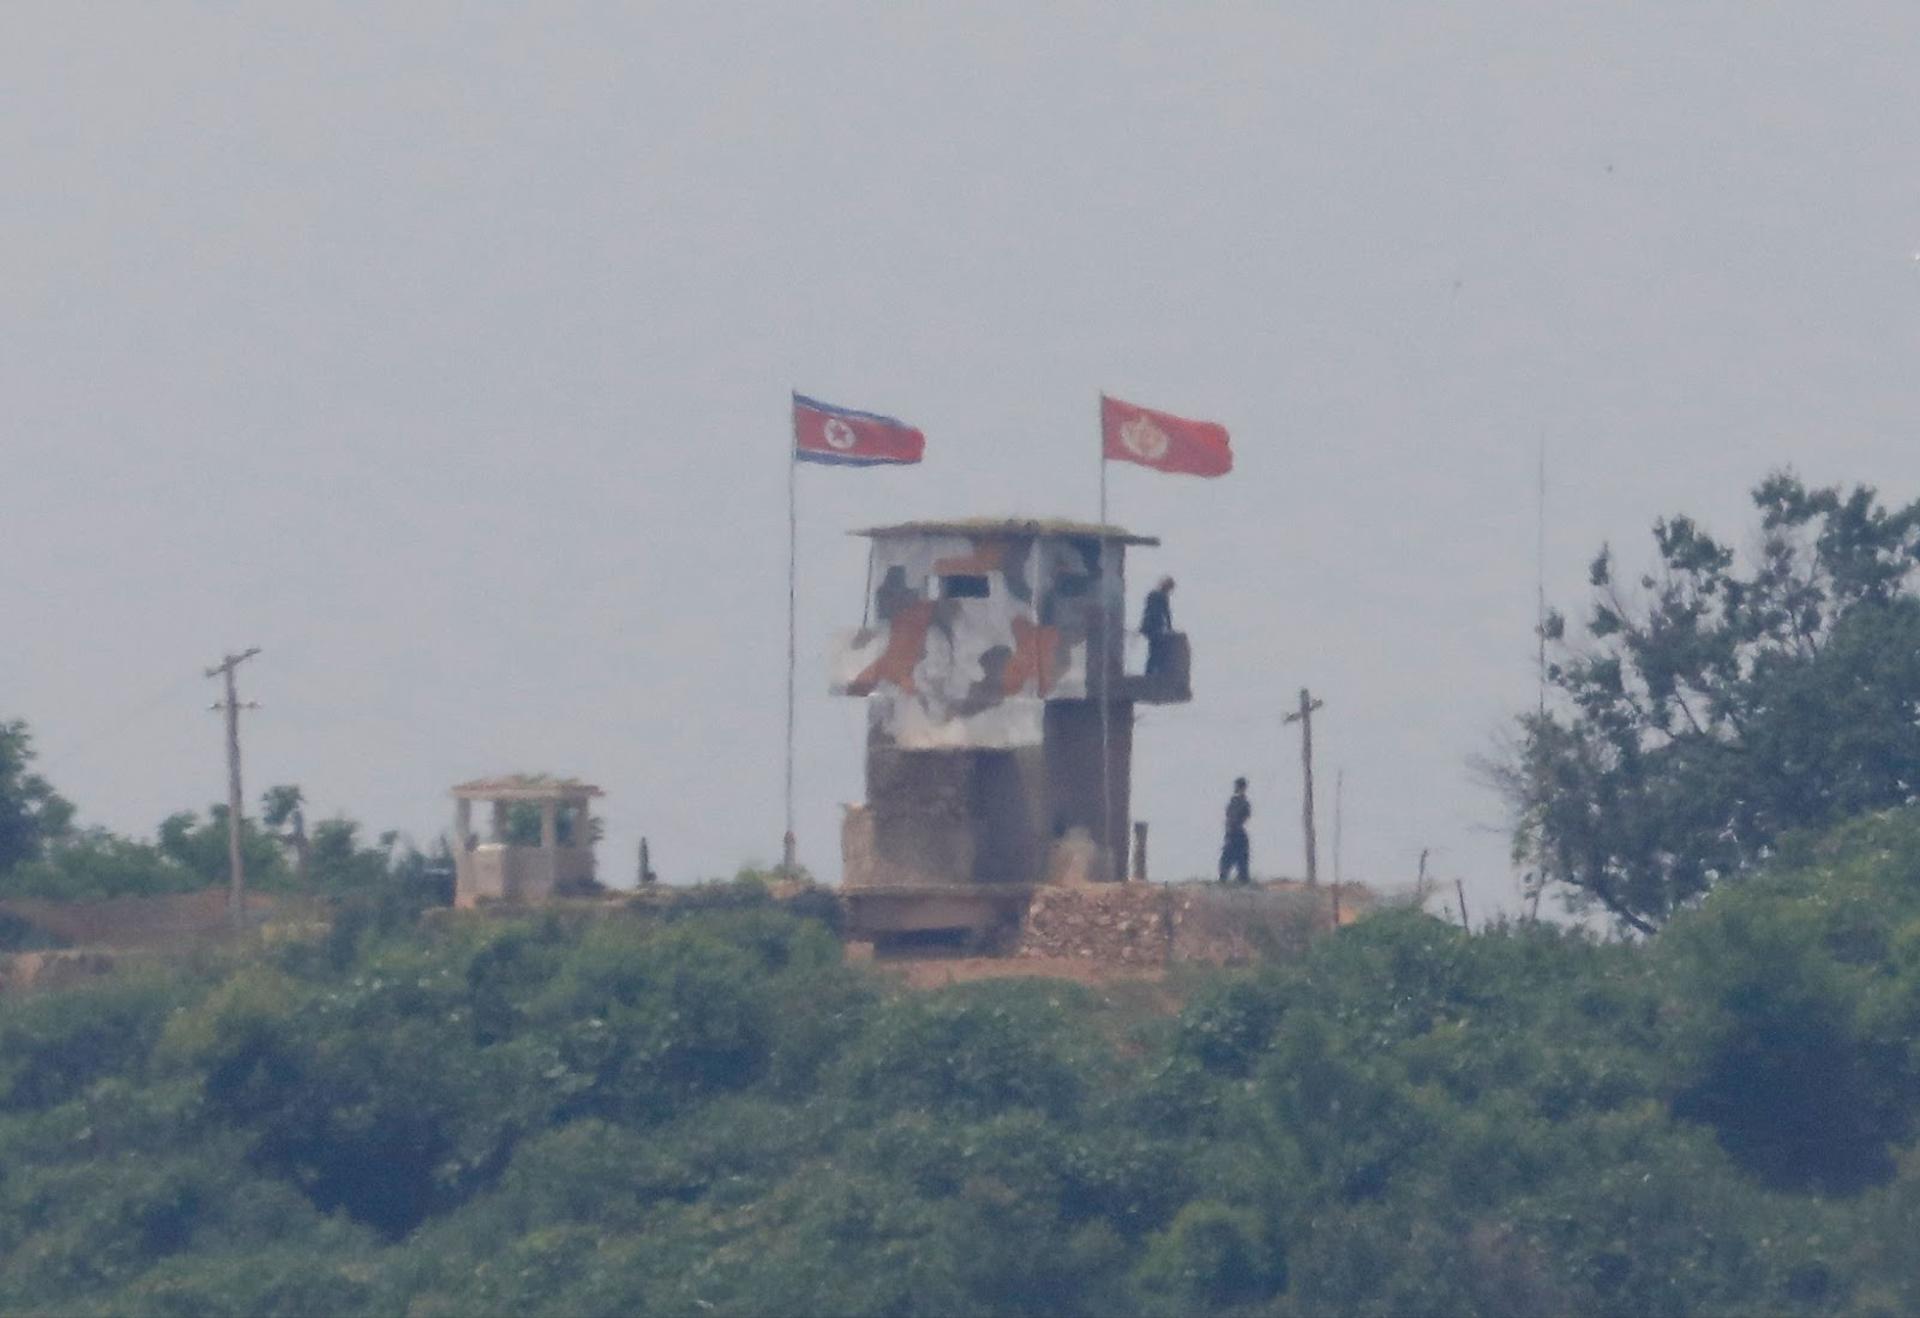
[{"x1": 1101, "y1": 395, "x2": 1232, "y2": 477}]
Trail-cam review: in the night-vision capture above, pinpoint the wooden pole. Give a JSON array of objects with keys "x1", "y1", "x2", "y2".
[
  {"x1": 1332, "y1": 767, "x2": 1344, "y2": 885},
  {"x1": 222, "y1": 666, "x2": 244, "y2": 918},
  {"x1": 1131, "y1": 820, "x2": 1148, "y2": 882},
  {"x1": 205, "y1": 648, "x2": 261, "y2": 933},
  {"x1": 1283, "y1": 688, "x2": 1325, "y2": 886},
  {"x1": 1302, "y1": 692, "x2": 1316, "y2": 886},
  {"x1": 1455, "y1": 878, "x2": 1471, "y2": 932},
  {"x1": 1331, "y1": 768, "x2": 1344, "y2": 928}
]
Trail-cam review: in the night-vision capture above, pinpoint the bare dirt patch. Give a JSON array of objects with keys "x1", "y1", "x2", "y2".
[{"x1": 874, "y1": 952, "x2": 1167, "y2": 991}]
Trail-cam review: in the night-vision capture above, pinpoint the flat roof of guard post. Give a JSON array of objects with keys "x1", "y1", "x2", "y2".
[
  {"x1": 850, "y1": 517, "x2": 1159, "y2": 546},
  {"x1": 451, "y1": 776, "x2": 605, "y2": 802}
]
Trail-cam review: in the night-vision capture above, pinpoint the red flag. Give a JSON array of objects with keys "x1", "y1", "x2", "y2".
[
  {"x1": 793, "y1": 393, "x2": 925, "y2": 466},
  {"x1": 1101, "y1": 395, "x2": 1232, "y2": 477}
]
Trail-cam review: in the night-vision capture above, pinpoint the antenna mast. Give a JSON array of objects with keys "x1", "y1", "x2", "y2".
[{"x1": 1536, "y1": 437, "x2": 1548, "y2": 718}]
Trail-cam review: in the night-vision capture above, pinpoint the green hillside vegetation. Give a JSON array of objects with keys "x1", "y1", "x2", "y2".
[{"x1": 2, "y1": 811, "x2": 1920, "y2": 1316}]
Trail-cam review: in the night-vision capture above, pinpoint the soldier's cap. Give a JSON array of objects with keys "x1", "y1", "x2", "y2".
[{"x1": 1234, "y1": 776, "x2": 1248, "y2": 790}]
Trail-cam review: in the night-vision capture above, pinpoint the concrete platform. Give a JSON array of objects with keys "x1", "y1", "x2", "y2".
[{"x1": 839, "y1": 882, "x2": 1037, "y2": 941}]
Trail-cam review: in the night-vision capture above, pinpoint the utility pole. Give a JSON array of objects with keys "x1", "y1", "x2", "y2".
[
  {"x1": 1331, "y1": 768, "x2": 1344, "y2": 929},
  {"x1": 206, "y1": 648, "x2": 261, "y2": 932},
  {"x1": 1332, "y1": 768, "x2": 1344, "y2": 887},
  {"x1": 1283, "y1": 687, "x2": 1325, "y2": 886}
]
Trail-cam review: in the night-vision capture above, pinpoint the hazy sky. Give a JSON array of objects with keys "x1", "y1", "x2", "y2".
[{"x1": 6, "y1": 4, "x2": 1919, "y2": 915}]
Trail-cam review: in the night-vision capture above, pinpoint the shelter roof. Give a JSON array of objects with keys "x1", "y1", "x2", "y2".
[
  {"x1": 452, "y1": 775, "x2": 604, "y2": 802},
  {"x1": 851, "y1": 517, "x2": 1159, "y2": 546}
]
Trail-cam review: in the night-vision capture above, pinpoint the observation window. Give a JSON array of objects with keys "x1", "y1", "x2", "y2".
[{"x1": 938, "y1": 574, "x2": 991, "y2": 599}]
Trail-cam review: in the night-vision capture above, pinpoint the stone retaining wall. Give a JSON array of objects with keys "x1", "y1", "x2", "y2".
[
  {"x1": 0, "y1": 889, "x2": 275, "y2": 951},
  {"x1": 1016, "y1": 880, "x2": 1369, "y2": 966}
]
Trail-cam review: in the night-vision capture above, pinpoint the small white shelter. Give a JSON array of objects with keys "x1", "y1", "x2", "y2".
[{"x1": 451, "y1": 775, "x2": 603, "y2": 907}]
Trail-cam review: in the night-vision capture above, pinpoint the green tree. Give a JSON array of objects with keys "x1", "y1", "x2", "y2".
[
  {"x1": 306, "y1": 818, "x2": 394, "y2": 892},
  {"x1": 1655, "y1": 808, "x2": 1920, "y2": 1192},
  {"x1": 488, "y1": 774, "x2": 600, "y2": 848},
  {"x1": 1134, "y1": 1201, "x2": 1283, "y2": 1311},
  {"x1": 0, "y1": 719, "x2": 74, "y2": 877},
  {"x1": 156, "y1": 808, "x2": 287, "y2": 889},
  {"x1": 260, "y1": 786, "x2": 309, "y2": 887},
  {"x1": 2, "y1": 829, "x2": 201, "y2": 901},
  {"x1": 1499, "y1": 472, "x2": 1920, "y2": 932}
]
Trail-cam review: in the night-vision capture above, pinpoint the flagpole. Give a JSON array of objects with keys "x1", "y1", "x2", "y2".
[
  {"x1": 784, "y1": 405, "x2": 798, "y2": 876},
  {"x1": 1098, "y1": 395, "x2": 1114, "y2": 882}
]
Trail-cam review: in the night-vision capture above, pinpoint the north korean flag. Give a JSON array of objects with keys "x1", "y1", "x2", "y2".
[
  {"x1": 1101, "y1": 395, "x2": 1232, "y2": 477},
  {"x1": 793, "y1": 393, "x2": 925, "y2": 467}
]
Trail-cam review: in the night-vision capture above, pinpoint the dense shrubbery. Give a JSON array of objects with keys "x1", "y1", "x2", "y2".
[{"x1": 6, "y1": 812, "x2": 1920, "y2": 1314}]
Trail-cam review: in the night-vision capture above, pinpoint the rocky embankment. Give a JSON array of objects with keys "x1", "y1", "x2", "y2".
[{"x1": 1016, "y1": 879, "x2": 1365, "y2": 966}]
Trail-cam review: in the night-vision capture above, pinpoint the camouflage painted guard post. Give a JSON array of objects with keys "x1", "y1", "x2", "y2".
[{"x1": 831, "y1": 517, "x2": 1191, "y2": 945}]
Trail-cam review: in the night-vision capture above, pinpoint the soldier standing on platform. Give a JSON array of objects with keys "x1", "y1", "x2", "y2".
[
  {"x1": 1220, "y1": 776, "x2": 1252, "y2": 883},
  {"x1": 1141, "y1": 576, "x2": 1176, "y2": 676}
]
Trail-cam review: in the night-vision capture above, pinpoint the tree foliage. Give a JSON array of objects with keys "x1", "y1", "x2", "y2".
[
  {"x1": 0, "y1": 782, "x2": 436, "y2": 905},
  {"x1": 0, "y1": 719, "x2": 73, "y2": 877},
  {"x1": 9, "y1": 813, "x2": 1920, "y2": 1314},
  {"x1": 1501, "y1": 472, "x2": 1920, "y2": 931}
]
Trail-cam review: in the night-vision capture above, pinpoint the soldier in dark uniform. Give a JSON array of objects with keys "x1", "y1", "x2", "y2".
[
  {"x1": 1141, "y1": 576, "x2": 1176, "y2": 676},
  {"x1": 1220, "y1": 777, "x2": 1252, "y2": 883}
]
